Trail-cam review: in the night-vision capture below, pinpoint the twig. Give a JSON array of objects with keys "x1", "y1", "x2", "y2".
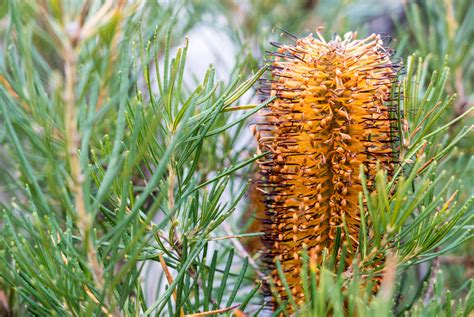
[
  {"x1": 62, "y1": 2, "x2": 106, "y2": 305},
  {"x1": 168, "y1": 166, "x2": 175, "y2": 212},
  {"x1": 222, "y1": 104, "x2": 258, "y2": 112},
  {"x1": 209, "y1": 232, "x2": 264, "y2": 241},
  {"x1": 378, "y1": 253, "x2": 397, "y2": 300},
  {"x1": 83, "y1": 285, "x2": 112, "y2": 316},
  {"x1": 454, "y1": 68, "x2": 468, "y2": 113},
  {"x1": 159, "y1": 254, "x2": 184, "y2": 317},
  {"x1": 222, "y1": 222, "x2": 266, "y2": 280},
  {"x1": 0, "y1": 289, "x2": 9, "y2": 316},
  {"x1": 423, "y1": 255, "x2": 441, "y2": 305},
  {"x1": 184, "y1": 304, "x2": 240, "y2": 317}
]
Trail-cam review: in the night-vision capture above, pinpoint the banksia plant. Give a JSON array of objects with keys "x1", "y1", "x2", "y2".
[
  {"x1": 254, "y1": 31, "x2": 401, "y2": 307},
  {"x1": 1, "y1": 1, "x2": 472, "y2": 316}
]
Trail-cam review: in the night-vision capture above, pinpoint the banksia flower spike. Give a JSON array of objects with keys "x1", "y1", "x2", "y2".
[{"x1": 253, "y1": 30, "x2": 401, "y2": 309}]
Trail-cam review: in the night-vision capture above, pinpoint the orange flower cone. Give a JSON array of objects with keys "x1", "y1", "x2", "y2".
[{"x1": 253, "y1": 30, "x2": 400, "y2": 309}]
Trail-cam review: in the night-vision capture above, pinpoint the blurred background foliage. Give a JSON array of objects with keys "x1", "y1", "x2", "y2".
[{"x1": 0, "y1": 0, "x2": 472, "y2": 316}]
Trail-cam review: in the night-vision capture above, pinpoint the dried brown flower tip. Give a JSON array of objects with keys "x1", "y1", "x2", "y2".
[{"x1": 253, "y1": 31, "x2": 400, "y2": 308}]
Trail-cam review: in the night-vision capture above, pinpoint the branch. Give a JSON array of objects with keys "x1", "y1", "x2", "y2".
[
  {"x1": 222, "y1": 222, "x2": 266, "y2": 280},
  {"x1": 62, "y1": 5, "x2": 105, "y2": 301},
  {"x1": 159, "y1": 254, "x2": 184, "y2": 317},
  {"x1": 184, "y1": 304, "x2": 240, "y2": 317}
]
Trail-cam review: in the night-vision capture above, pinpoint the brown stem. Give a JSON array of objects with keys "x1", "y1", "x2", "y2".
[
  {"x1": 159, "y1": 254, "x2": 185, "y2": 317},
  {"x1": 423, "y1": 255, "x2": 441, "y2": 305},
  {"x1": 62, "y1": 11, "x2": 106, "y2": 303},
  {"x1": 184, "y1": 304, "x2": 240, "y2": 317}
]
